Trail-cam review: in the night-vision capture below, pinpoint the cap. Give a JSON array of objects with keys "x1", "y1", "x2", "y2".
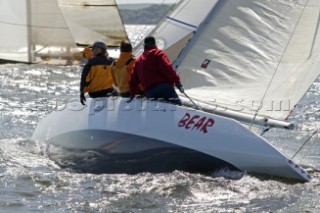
[
  {"x1": 144, "y1": 36, "x2": 156, "y2": 46},
  {"x1": 91, "y1": 41, "x2": 107, "y2": 49}
]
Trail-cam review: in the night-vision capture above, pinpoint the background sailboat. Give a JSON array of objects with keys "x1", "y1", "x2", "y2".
[
  {"x1": 0, "y1": 0, "x2": 77, "y2": 63},
  {"x1": 58, "y1": 0, "x2": 128, "y2": 47},
  {"x1": 0, "y1": 0, "x2": 127, "y2": 64}
]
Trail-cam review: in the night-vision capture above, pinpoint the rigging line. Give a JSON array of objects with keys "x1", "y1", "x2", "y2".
[
  {"x1": 183, "y1": 92, "x2": 202, "y2": 110},
  {"x1": 173, "y1": 0, "x2": 224, "y2": 68},
  {"x1": 131, "y1": 1, "x2": 182, "y2": 46},
  {"x1": 166, "y1": 16, "x2": 197, "y2": 29},
  {"x1": 137, "y1": 0, "x2": 190, "y2": 42},
  {"x1": 58, "y1": 3, "x2": 116, "y2": 7},
  {"x1": 0, "y1": 20, "x2": 69, "y2": 30},
  {"x1": 83, "y1": 4, "x2": 116, "y2": 7},
  {"x1": 34, "y1": 46, "x2": 47, "y2": 54},
  {"x1": 158, "y1": 0, "x2": 183, "y2": 29},
  {"x1": 131, "y1": 25, "x2": 154, "y2": 47},
  {"x1": 249, "y1": 2, "x2": 309, "y2": 130},
  {"x1": 307, "y1": 10, "x2": 320, "y2": 60},
  {"x1": 292, "y1": 129, "x2": 318, "y2": 159},
  {"x1": 260, "y1": 127, "x2": 270, "y2": 136}
]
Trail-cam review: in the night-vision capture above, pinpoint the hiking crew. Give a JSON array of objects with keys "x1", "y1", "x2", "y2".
[
  {"x1": 129, "y1": 36, "x2": 184, "y2": 105},
  {"x1": 111, "y1": 41, "x2": 136, "y2": 98},
  {"x1": 80, "y1": 41, "x2": 116, "y2": 105}
]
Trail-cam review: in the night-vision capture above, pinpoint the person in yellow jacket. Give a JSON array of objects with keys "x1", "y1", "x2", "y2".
[
  {"x1": 80, "y1": 41, "x2": 116, "y2": 105},
  {"x1": 111, "y1": 41, "x2": 136, "y2": 97}
]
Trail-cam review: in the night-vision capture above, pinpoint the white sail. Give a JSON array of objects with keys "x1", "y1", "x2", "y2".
[
  {"x1": 0, "y1": 0, "x2": 78, "y2": 63},
  {"x1": 175, "y1": 0, "x2": 320, "y2": 120},
  {"x1": 0, "y1": 0, "x2": 128, "y2": 64},
  {"x1": 57, "y1": 0, "x2": 128, "y2": 46},
  {"x1": 133, "y1": 0, "x2": 220, "y2": 62}
]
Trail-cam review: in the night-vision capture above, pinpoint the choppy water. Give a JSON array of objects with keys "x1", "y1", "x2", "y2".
[{"x1": 0, "y1": 62, "x2": 320, "y2": 213}]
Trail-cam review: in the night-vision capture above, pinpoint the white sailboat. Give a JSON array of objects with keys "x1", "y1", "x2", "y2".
[
  {"x1": 0, "y1": 0, "x2": 127, "y2": 64},
  {"x1": 32, "y1": 0, "x2": 320, "y2": 181}
]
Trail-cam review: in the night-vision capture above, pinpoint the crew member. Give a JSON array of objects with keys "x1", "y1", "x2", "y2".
[
  {"x1": 80, "y1": 41, "x2": 115, "y2": 105},
  {"x1": 129, "y1": 36, "x2": 184, "y2": 105},
  {"x1": 111, "y1": 41, "x2": 135, "y2": 97}
]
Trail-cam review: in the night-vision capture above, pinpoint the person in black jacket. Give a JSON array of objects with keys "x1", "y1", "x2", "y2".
[{"x1": 80, "y1": 41, "x2": 115, "y2": 105}]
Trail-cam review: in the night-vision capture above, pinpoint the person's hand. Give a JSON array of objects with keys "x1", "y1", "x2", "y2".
[
  {"x1": 179, "y1": 85, "x2": 185, "y2": 93},
  {"x1": 176, "y1": 81, "x2": 185, "y2": 93},
  {"x1": 80, "y1": 93, "x2": 86, "y2": 105}
]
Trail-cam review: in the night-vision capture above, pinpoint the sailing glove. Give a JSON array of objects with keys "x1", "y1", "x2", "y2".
[
  {"x1": 176, "y1": 81, "x2": 185, "y2": 93},
  {"x1": 80, "y1": 93, "x2": 86, "y2": 105}
]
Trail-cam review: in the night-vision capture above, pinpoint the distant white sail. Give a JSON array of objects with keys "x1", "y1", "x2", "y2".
[
  {"x1": 174, "y1": 0, "x2": 320, "y2": 120},
  {"x1": 58, "y1": 0, "x2": 128, "y2": 46},
  {"x1": 133, "y1": 0, "x2": 220, "y2": 62},
  {"x1": 0, "y1": 0, "x2": 78, "y2": 63},
  {"x1": 0, "y1": 0, "x2": 128, "y2": 64}
]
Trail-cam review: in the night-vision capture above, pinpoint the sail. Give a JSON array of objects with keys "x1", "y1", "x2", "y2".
[
  {"x1": 133, "y1": 0, "x2": 220, "y2": 62},
  {"x1": 176, "y1": 0, "x2": 320, "y2": 120},
  {"x1": 0, "y1": 0, "x2": 78, "y2": 63},
  {"x1": 0, "y1": 0, "x2": 128, "y2": 64},
  {"x1": 57, "y1": 0, "x2": 128, "y2": 46}
]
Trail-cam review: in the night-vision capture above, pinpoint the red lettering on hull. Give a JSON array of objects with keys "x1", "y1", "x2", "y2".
[{"x1": 178, "y1": 113, "x2": 215, "y2": 134}]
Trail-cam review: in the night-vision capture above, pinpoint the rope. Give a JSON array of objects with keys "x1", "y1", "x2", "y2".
[
  {"x1": 183, "y1": 92, "x2": 202, "y2": 110},
  {"x1": 130, "y1": 0, "x2": 181, "y2": 46},
  {"x1": 260, "y1": 127, "x2": 270, "y2": 136},
  {"x1": 292, "y1": 129, "x2": 318, "y2": 159},
  {"x1": 148, "y1": 0, "x2": 190, "y2": 37}
]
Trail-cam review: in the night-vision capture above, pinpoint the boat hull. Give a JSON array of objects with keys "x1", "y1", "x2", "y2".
[
  {"x1": 32, "y1": 97, "x2": 311, "y2": 181},
  {"x1": 45, "y1": 129, "x2": 239, "y2": 174}
]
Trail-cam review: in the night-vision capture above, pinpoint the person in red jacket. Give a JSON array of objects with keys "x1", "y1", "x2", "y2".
[{"x1": 129, "y1": 36, "x2": 184, "y2": 105}]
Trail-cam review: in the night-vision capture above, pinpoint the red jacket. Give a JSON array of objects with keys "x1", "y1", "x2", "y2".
[{"x1": 129, "y1": 45, "x2": 180, "y2": 96}]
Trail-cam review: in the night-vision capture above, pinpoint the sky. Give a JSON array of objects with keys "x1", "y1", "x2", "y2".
[{"x1": 116, "y1": 0, "x2": 178, "y2": 4}]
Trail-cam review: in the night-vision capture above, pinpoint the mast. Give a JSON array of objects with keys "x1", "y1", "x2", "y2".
[{"x1": 26, "y1": 0, "x2": 33, "y2": 63}]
